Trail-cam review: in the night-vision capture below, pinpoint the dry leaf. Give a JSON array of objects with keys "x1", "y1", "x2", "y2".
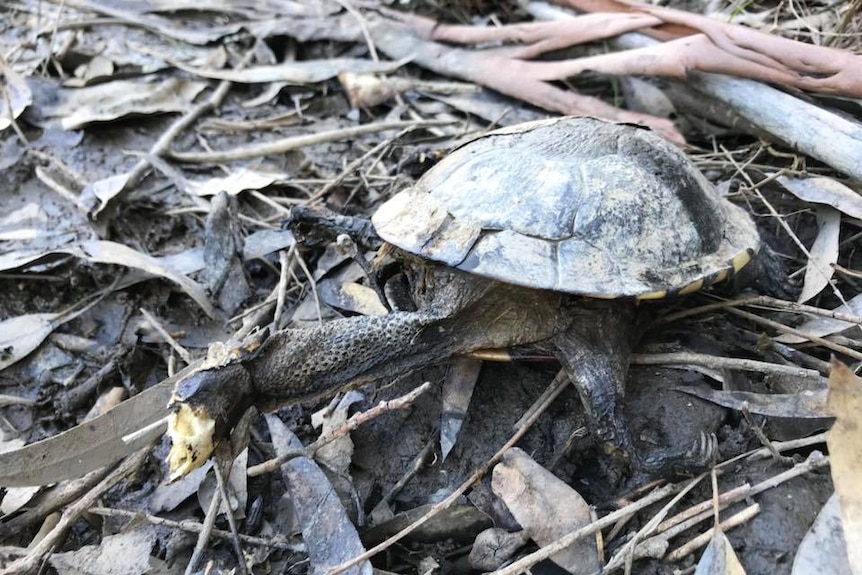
[
  {"x1": 440, "y1": 357, "x2": 482, "y2": 461},
  {"x1": 266, "y1": 414, "x2": 372, "y2": 575},
  {"x1": 776, "y1": 176, "x2": 862, "y2": 221},
  {"x1": 492, "y1": 447, "x2": 600, "y2": 573},
  {"x1": 198, "y1": 449, "x2": 248, "y2": 519},
  {"x1": 694, "y1": 528, "x2": 746, "y2": 575},
  {"x1": 185, "y1": 167, "x2": 290, "y2": 197},
  {"x1": 469, "y1": 528, "x2": 530, "y2": 571},
  {"x1": 0, "y1": 313, "x2": 60, "y2": 371},
  {"x1": 775, "y1": 293, "x2": 862, "y2": 344},
  {"x1": 30, "y1": 77, "x2": 208, "y2": 130},
  {"x1": 80, "y1": 240, "x2": 217, "y2": 319},
  {"x1": 792, "y1": 493, "x2": 853, "y2": 574},
  {"x1": 825, "y1": 360, "x2": 862, "y2": 574},
  {"x1": 311, "y1": 391, "x2": 364, "y2": 478},
  {"x1": 48, "y1": 527, "x2": 157, "y2": 575},
  {"x1": 0, "y1": 63, "x2": 32, "y2": 132},
  {"x1": 0, "y1": 372, "x2": 187, "y2": 487},
  {"x1": 675, "y1": 387, "x2": 829, "y2": 419},
  {"x1": 82, "y1": 173, "x2": 132, "y2": 207},
  {"x1": 798, "y1": 206, "x2": 841, "y2": 303}
]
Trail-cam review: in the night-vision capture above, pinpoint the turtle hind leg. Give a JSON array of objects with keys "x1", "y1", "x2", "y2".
[
  {"x1": 553, "y1": 300, "x2": 718, "y2": 480},
  {"x1": 638, "y1": 432, "x2": 718, "y2": 478},
  {"x1": 553, "y1": 301, "x2": 639, "y2": 470}
]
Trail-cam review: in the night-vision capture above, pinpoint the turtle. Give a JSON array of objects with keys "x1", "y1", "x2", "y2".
[{"x1": 166, "y1": 116, "x2": 764, "y2": 481}]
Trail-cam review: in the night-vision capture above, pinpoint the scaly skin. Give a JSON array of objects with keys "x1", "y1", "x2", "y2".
[{"x1": 167, "y1": 262, "x2": 712, "y2": 480}]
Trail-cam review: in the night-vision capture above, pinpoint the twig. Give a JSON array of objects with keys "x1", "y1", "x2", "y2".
[
  {"x1": 307, "y1": 126, "x2": 418, "y2": 203},
  {"x1": 658, "y1": 293, "x2": 862, "y2": 327},
  {"x1": 88, "y1": 506, "x2": 303, "y2": 551},
  {"x1": 665, "y1": 504, "x2": 761, "y2": 562},
  {"x1": 335, "y1": 0, "x2": 379, "y2": 61},
  {"x1": 489, "y1": 483, "x2": 681, "y2": 575},
  {"x1": 169, "y1": 120, "x2": 452, "y2": 164},
  {"x1": 0, "y1": 467, "x2": 111, "y2": 541},
  {"x1": 741, "y1": 405, "x2": 795, "y2": 465},
  {"x1": 248, "y1": 381, "x2": 433, "y2": 477},
  {"x1": 630, "y1": 351, "x2": 822, "y2": 380},
  {"x1": 606, "y1": 475, "x2": 707, "y2": 572},
  {"x1": 294, "y1": 250, "x2": 323, "y2": 324},
  {"x1": 381, "y1": 430, "x2": 438, "y2": 506},
  {"x1": 726, "y1": 307, "x2": 862, "y2": 361},
  {"x1": 140, "y1": 308, "x2": 192, "y2": 364},
  {"x1": 185, "y1": 483, "x2": 222, "y2": 575},
  {"x1": 213, "y1": 462, "x2": 247, "y2": 575},
  {"x1": 513, "y1": 368, "x2": 571, "y2": 428},
  {"x1": 89, "y1": 48, "x2": 255, "y2": 216},
  {"x1": 273, "y1": 247, "x2": 294, "y2": 330}
]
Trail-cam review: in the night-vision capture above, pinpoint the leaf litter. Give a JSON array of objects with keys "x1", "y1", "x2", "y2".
[{"x1": 0, "y1": 0, "x2": 860, "y2": 574}]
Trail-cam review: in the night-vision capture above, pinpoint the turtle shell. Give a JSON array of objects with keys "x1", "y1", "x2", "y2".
[{"x1": 372, "y1": 117, "x2": 759, "y2": 299}]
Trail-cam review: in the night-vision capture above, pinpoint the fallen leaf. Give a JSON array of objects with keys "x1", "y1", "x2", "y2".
[
  {"x1": 48, "y1": 526, "x2": 157, "y2": 575},
  {"x1": 312, "y1": 391, "x2": 363, "y2": 478},
  {"x1": 0, "y1": 486, "x2": 42, "y2": 516},
  {"x1": 0, "y1": 63, "x2": 32, "y2": 132},
  {"x1": 266, "y1": 414, "x2": 372, "y2": 575},
  {"x1": 469, "y1": 528, "x2": 531, "y2": 571},
  {"x1": 798, "y1": 206, "x2": 841, "y2": 303},
  {"x1": 80, "y1": 240, "x2": 217, "y2": 319},
  {"x1": 776, "y1": 176, "x2": 862, "y2": 221},
  {"x1": 825, "y1": 360, "x2": 862, "y2": 574},
  {"x1": 198, "y1": 449, "x2": 248, "y2": 519},
  {"x1": 29, "y1": 77, "x2": 209, "y2": 130},
  {"x1": 441, "y1": 357, "x2": 482, "y2": 461},
  {"x1": 694, "y1": 528, "x2": 746, "y2": 575},
  {"x1": 0, "y1": 363, "x2": 200, "y2": 487},
  {"x1": 675, "y1": 387, "x2": 830, "y2": 419},
  {"x1": 0, "y1": 313, "x2": 76, "y2": 371},
  {"x1": 775, "y1": 293, "x2": 862, "y2": 344},
  {"x1": 492, "y1": 447, "x2": 600, "y2": 574},
  {"x1": 82, "y1": 173, "x2": 132, "y2": 208},
  {"x1": 185, "y1": 167, "x2": 290, "y2": 197},
  {"x1": 792, "y1": 493, "x2": 853, "y2": 575}
]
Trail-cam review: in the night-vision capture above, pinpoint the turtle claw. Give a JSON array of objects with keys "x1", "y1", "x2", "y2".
[{"x1": 638, "y1": 431, "x2": 719, "y2": 479}]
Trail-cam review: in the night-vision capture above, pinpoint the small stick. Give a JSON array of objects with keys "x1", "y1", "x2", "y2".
[
  {"x1": 307, "y1": 126, "x2": 418, "y2": 203},
  {"x1": 248, "y1": 381, "x2": 433, "y2": 477},
  {"x1": 140, "y1": 308, "x2": 192, "y2": 364},
  {"x1": 608, "y1": 474, "x2": 707, "y2": 572},
  {"x1": 169, "y1": 120, "x2": 452, "y2": 164},
  {"x1": 630, "y1": 351, "x2": 823, "y2": 380},
  {"x1": 381, "y1": 430, "x2": 439, "y2": 506},
  {"x1": 185, "y1": 483, "x2": 222, "y2": 575},
  {"x1": 88, "y1": 506, "x2": 302, "y2": 551},
  {"x1": 741, "y1": 404, "x2": 795, "y2": 465},
  {"x1": 488, "y1": 483, "x2": 681, "y2": 575},
  {"x1": 213, "y1": 462, "x2": 247, "y2": 575},
  {"x1": 294, "y1": 250, "x2": 323, "y2": 324},
  {"x1": 726, "y1": 307, "x2": 862, "y2": 361},
  {"x1": 665, "y1": 504, "x2": 761, "y2": 562}
]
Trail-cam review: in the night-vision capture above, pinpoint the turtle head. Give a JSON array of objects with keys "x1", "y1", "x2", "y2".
[
  {"x1": 166, "y1": 401, "x2": 216, "y2": 481},
  {"x1": 165, "y1": 363, "x2": 256, "y2": 481}
]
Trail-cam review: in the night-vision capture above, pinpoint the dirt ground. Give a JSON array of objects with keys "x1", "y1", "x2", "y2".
[{"x1": 1, "y1": 1, "x2": 861, "y2": 574}]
